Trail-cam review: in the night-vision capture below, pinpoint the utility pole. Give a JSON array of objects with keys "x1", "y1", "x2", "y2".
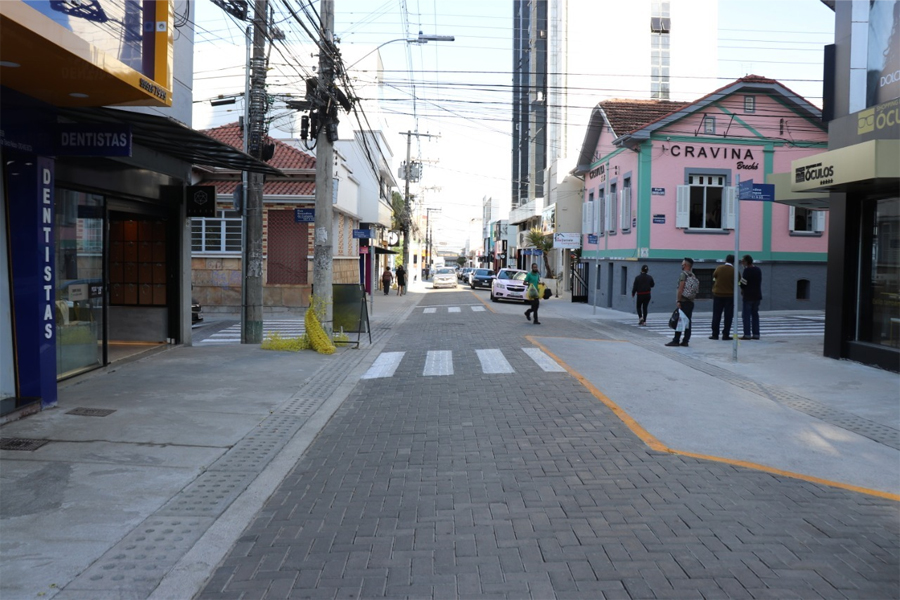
[
  {"x1": 242, "y1": 0, "x2": 268, "y2": 343},
  {"x1": 399, "y1": 131, "x2": 437, "y2": 275},
  {"x1": 313, "y1": 0, "x2": 335, "y2": 331}
]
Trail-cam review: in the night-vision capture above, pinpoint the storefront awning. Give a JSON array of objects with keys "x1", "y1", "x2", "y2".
[
  {"x1": 373, "y1": 246, "x2": 398, "y2": 255},
  {"x1": 56, "y1": 107, "x2": 283, "y2": 176},
  {"x1": 790, "y1": 139, "x2": 899, "y2": 194},
  {"x1": 766, "y1": 172, "x2": 832, "y2": 210}
]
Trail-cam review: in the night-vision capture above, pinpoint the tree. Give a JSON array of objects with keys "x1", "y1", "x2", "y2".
[{"x1": 525, "y1": 227, "x2": 554, "y2": 278}]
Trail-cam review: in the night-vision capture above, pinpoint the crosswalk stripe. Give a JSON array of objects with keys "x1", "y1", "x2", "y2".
[
  {"x1": 471, "y1": 306, "x2": 486, "y2": 312},
  {"x1": 636, "y1": 315, "x2": 824, "y2": 337},
  {"x1": 476, "y1": 349, "x2": 514, "y2": 374},
  {"x1": 424, "y1": 308, "x2": 437, "y2": 314},
  {"x1": 200, "y1": 321, "x2": 306, "y2": 344},
  {"x1": 522, "y1": 348, "x2": 567, "y2": 372},
  {"x1": 424, "y1": 351, "x2": 454, "y2": 376},
  {"x1": 448, "y1": 307, "x2": 461, "y2": 313},
  {"x1": 361, "y1": 352, "x2": 405, "y2": 379}
]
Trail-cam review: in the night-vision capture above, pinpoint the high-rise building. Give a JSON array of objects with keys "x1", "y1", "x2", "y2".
[{"x1": 511, "y1": 0, "x2": 718, "y2": 210}]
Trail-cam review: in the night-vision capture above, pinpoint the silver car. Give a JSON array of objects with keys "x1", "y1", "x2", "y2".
[{"x1": 431, "y1": 267, "x2": 458, "y2": 289}]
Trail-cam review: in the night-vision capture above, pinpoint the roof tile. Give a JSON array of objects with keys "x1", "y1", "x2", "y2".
[{"x1": 201, "y1": 122, "x2": 316, "y2": 170}]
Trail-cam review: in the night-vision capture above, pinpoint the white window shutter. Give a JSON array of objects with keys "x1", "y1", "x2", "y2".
[
  {"x1": 723, "y1": 185, "x2": 736, "y2": 229},
  {"x1": 582, "y1": 202, "x2": 595, "y2": 234},
  {"x1": 609, "y1": 193, "x2": 618, "y2": 232},
  {"x1": 814, "y1": 210, "x2": 826, "y2": 232},
  {"x1": 605, "y1": 194, "x2": 613, "y2": 233},
  {"x1": 676, "y1": 185, "x2": 690, "y2": 228},
  {"x1": 788, "y1": 206, "x2": 796, "y2": 232},
  {"x1": 621, "y1": 189, "x2": 632, "y2": 231},
  {"x1": 598, "y1": 195, "x2": 606, "y2": 235}
]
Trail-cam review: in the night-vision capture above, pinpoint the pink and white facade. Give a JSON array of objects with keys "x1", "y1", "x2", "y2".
[{"x1": 573, "y1": 76, "x2": 830, "y2": 313}]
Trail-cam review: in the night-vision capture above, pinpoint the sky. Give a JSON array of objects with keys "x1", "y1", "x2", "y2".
[{"x1": 192, "y1": 0, "x2": 835, "y2": 252}]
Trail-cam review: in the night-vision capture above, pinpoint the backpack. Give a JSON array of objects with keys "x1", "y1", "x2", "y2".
[{"x1": 682, "y1": 273, "x2": 699, "y2": 300}]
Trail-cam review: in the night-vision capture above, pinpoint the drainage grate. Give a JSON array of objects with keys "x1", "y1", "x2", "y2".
[
  {"x1": 0, "y1": 438, "x2": 49, "y2": 451},
  {"x1": 66, "y1": 407, "x2": 116, "y2": 417}
]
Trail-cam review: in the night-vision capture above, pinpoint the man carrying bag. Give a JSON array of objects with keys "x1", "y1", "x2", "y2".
[{"x1": 523, "y1": 263, "x2": 542, "y2": 325}]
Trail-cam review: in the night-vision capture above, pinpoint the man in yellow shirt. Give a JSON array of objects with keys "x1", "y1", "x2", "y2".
[{"x1": 710, "y1": 254, "x2": 735, "y2": 340}]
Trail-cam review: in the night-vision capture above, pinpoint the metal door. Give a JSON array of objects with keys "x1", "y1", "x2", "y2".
[{"x1": 571, "y1": 261, "x2": 588, "y2": 303}]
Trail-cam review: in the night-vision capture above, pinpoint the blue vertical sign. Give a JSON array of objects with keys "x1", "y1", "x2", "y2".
[{"x1": 8, "y1": 156, "x2": 58, "y2": 407}]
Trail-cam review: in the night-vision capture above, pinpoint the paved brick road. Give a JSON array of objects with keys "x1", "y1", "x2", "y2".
[{"x1": 199, "y1": 291, "x2": 899, "y2": 599}]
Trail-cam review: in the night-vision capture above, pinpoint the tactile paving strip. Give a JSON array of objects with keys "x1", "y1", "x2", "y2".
[
  {"x1": 61, "y1": 516, "x2": 214, "y2": 596},
  {"x1": 155, "y1": 470, "x2": 260, "y2": 517},
  {"x1": 276, "y1": 396, "x2": 327, "y2": 418}
]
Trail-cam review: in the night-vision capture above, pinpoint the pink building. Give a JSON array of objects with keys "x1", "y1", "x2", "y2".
[{"x1": 573, "y1": 76, "x2": 829, "y2": 314}]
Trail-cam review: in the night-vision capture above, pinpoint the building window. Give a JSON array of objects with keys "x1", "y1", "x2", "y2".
[
  {"x1": 191, "y1": 210, "x2": 242, "y2": 253},
  {"x1": 621, "y1": 266, "x2": 628, "y2": 295},
  {"x1": 688, "y1": 175, "x2": 725, "y2": 228},
  {"x1": 650, "y1": 1, "x2": 670, "y2": 100},
  {"x1": 797, "y1": 279, "x2": 810, "y2": 300},
  {"x1": 859, "y1": 197, "x2": 900, "y2": 349},
  {"x1": 744, "y1": 95, "x2": 756, "y2": 113},
  {"x1": 789, "y1": 206, "x2": 826, "y2": 233},
  {"x1": 703, "y1": 116, "x2": 716, "y2": 134}
]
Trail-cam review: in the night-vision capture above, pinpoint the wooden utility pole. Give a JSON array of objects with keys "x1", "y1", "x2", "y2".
[
  {"x1": 399, "y1": 131, "x2": 437, "y2": 275},
  {"x1": 242, "y1": 0, "x2": 268, "y2": 343},
  {"x1": 313, "y1": 0, "x2": 335, "y2": 331}
]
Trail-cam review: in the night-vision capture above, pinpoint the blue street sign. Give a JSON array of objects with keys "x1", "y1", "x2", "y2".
[
  {"x1": 739, "y1": 182, "x2": 775, "y2": 202},
  {"x1": 587, "y1": 234, "x2": 598, "y2": 244},
  {"x1": 353, "y1": 228, "x2": 374, "y2": 239},
  {"x1": 294, "y1": 207, "x2": 315, "y2": 223}
]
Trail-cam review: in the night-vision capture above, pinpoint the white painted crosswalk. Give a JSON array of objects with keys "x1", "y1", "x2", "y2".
[
  {"x1": 361, "y1": 348, "x2": 565, "y2": 379},
  {"x1": 421, "y1": 305, "x2": 485, "y2": 313},
  {"x1": 636, "y1": 315, "x2": 825, "y2": 338},
  {"x1": 200, "y1": 320, "x2": 306, "y2": 344}
]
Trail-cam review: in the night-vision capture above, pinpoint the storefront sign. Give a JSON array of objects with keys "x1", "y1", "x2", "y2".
[
  {"x1": 40, "y1": 163, "x2": 54, "y2": 340},
  {"x1": 669, "y1": 144, "x2": 756, "y2": 164},
  {"x1": 588, "y1": 163, "x2": 607, "y2": 183},
  {"x1": 653, "y1": 214, "x2": 666, "y2": 224},
  {"x1": 866, "y1": 0, "x2": 900, "y2": 107},
  {"x1": 791, "y1": 139, "x2": 899, "y2": 192},
  {"x1": 359, "y1": 246, "x2": 369, "y2": 254},
  {"x1": 55, "y1": 124, "x2": 132, "y2": 157},
  {"x1": 185, "y1": 186, "x2": 217, "y2": 217},
  {"x1": 651, "y1": 187, "x2": 665, "y2": 195},
  {"x1": 294, "y1": 207, "x2": 315, "y2": 223},
  {"x1": 552, "y1": 233, "x2": 581, "y2": 249}
]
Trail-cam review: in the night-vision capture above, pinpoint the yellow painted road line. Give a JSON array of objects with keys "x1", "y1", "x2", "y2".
[
  {"x1": 525, "y1": 335, "x2": 900, "y2": 502},
  {"x1": 470, "y1": 290, "x2": 495, "y2": 313}
]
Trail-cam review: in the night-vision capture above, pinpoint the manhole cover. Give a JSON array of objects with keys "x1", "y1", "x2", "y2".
[
  {"x1": 0, "y1": 438, "x2": 49, "y2": 451},
  {"x1": 66, "y1": 408, "x2": 116, "y2": 417}
]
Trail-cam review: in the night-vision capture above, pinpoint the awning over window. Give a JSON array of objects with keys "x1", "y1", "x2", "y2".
[
  {"x1": 56, "y1": 107, "x2": 283, "y2": 176},
  {"x1": 373, "y1": 246, "x2": 398, "y2": 255}
]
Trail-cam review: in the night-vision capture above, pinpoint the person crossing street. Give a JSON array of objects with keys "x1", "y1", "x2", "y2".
[{"x1": 523, "y1": 262, "x2": 542, "y2": 325}]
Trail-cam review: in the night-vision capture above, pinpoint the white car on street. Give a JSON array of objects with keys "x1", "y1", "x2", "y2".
[
  {"x1": 490, "y1": 268, "x2": 528, "y2": 302},
  {"x1": 431, "y1": 267, "x2": 457, "y2": 289}
]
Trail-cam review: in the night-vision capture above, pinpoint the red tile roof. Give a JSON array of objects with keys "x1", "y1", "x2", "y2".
[
  {"x1": 600, "y1": 100, "x2": 691, "y2": 137},
  {"x1": 202, "y1": 122, "x2": 316, "y2": 170},
  {"x1": 202, "y1": 179, "x2": 316, "y2": 197}
]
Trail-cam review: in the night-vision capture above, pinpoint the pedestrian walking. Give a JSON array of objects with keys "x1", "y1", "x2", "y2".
[
  {"x1": 381, "y1": 266, "x2": 393, "y2": 296},
  {"x1": 395, "y1": 264, "x2": 406, "y2": 296},
  {"x1": 740, "y1": 254, "x2": 762, "y2": 339},
  {"x1": 631, "y1": 264, "x2": 654, "y2": 325},
  {"x1": 709, "y1": 254, "x2": 735, "y2": 340},
  {"x1": 523, "y1": 262, "x2": 542, "y2": 325},
  {"x1": 666, "y1": 257, "x2": 698, "y2": 347}
]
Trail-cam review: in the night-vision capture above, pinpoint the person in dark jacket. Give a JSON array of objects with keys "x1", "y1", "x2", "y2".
[
  {"x1": 739, "y1": 254, "x2": 762, "y2": 339},
  {"x1": 710, "y1": 254, "x2": 735, "y2": 340},
  {"x1": 631, "y1": 265, "x2": 654, "y2": 325}
]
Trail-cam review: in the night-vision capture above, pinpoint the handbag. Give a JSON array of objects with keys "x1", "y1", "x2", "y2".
[{"x1": 668, "y1": 308, "x2": 680, "y2": 329}]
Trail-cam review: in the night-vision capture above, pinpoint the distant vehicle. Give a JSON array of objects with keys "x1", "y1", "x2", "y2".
[
  {"x1": 469, "y1": 268, "x2": 496, "y2": 290},
  {"x1": 431, "y1": 267, "x2": 457, "y2": 289},
  {"x1": 432, "y1": 257, "x2": 446, "y2": 269},
  {"x1": 458, "y1": 267, "x2": 473, "y2": 282},
  {"x1": 491, "y1": 268, "x2": 528, "y2": 302}
]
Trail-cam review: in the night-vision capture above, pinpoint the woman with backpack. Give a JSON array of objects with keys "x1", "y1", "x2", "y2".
[{"x1": 666, "y1": 257, "x2": 698, "y2": 347}]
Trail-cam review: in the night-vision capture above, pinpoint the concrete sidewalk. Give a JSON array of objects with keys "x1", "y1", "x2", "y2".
[{"x1": 0, "y1": 283, "x2": 897, "y2": 599}]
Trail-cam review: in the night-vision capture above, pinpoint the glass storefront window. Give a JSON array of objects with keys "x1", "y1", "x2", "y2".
[
  {"x1": 860, "y1": 197, "x2": 900, "y2": 349},
  {"x1": 56, "y1": 190, "x2": 105, "y2": 377}
]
